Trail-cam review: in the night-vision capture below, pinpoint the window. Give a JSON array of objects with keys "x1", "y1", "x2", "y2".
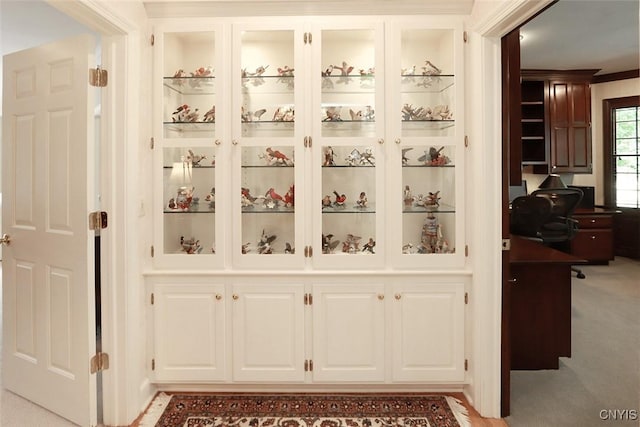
[{"x1": 603, "y1": 96, "x2": 640, "y2": 208}]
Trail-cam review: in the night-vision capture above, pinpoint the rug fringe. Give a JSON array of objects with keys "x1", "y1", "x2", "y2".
[
  {"x1": 138, "y1": 392, "x2": 172, "y2": 427},
  {"x1": 444, "y1": 396, "x2": 471, "y2": 427}
]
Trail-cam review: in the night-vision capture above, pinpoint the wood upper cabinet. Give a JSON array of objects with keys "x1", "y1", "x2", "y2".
[
  {"x1": 548, "y1": 78, "x2": 592, "y2": 173},
  {"x1": 520, "y1": 70, "x2": 596, "y2": 174}
]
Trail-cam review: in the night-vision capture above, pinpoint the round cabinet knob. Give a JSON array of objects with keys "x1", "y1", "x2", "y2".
[
  {"x1": 591, "y1": 235, "x2": 596, "y2": 240},
  {"x1": 215, "y1": 294, "x2": 222, "y2": 300},
  {"x1": 508, "y1": 278, "x2": 517, "y2": 284},
  {"x1": 214, "y1": 139, "x2": 221, "y2": 146},
  {"x1": 395, "y1": 294, "x2": 401, "y2": 300},
  {"x1": 591, "y1": 219, "x2": 596, "y2": 223},
  {"x1": 395, "y1": 138, "x2": 401, "y2": 145},
  {"x1": 377, "y1": 294, "x2": 385, "y2": 300},
  {"x1": 232, "y1": 139, "x2": 238, "y2": 145},
  {"x1": 378, "y1": 138, "x2": 384, "y2": 145},
  {"x1": 0, "y1": 234, "x2": 11, "y2": 246},
  {"x1": 232, "y1": 294, "x2": 239, "y2": 300}
]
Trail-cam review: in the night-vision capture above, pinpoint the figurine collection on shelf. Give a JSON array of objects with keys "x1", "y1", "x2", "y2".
[
  {"x1": 402, "y1": 103, "x2": 452, "y2": 122},
  {"x1": 241, "y1": 185, "x2": 295, "y2": 210},
  {"x1": 401, "y1": 59, "x2": 444, "y2": 88},
  {"x1": 322, "y1": 105, "x2": 375, "y2": 122},
  {"x1": 241, "y1": 230, "x2": 295, "y2": 255},
  {"x1": 403, "y1": 146, "x2": 451, "y2": 166},
  {"x1": 402, "y1": 213, "x2": 453, "y2": 254},
  {"x1": 403, "y1": 185, "x2": 442, "y2": 212},
  {"x1": 321, "y1": 60, "x2": 375, "y2": 89},
  {"x1": 321, "y1": 233, "x2": 376, "y2": 255},
  {"x1": 180, "y1": 236, "x2": 203, "y2": 254}
]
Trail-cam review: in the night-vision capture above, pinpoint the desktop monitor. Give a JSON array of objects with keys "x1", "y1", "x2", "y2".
[{"x1": 509, "y1": 180, "x2": 528, "y2": 203}]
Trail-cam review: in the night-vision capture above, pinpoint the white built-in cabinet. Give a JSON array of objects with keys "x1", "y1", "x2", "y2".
[{"x1": 147, "y1": 16, "x2": 468, "y2": 386}]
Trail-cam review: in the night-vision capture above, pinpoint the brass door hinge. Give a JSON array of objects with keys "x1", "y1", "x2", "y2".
[
  {"x1": 465, "y1": 245, "x2": 469, "y2": 257},
  {"x1": 89, "y1": 211, "x2": 108, "y2": 230},
  {"x1": 463, "y1": 31, "x2": 468, "y2": 43},
  {"x1": 89, "y1": 66, "x2": 108, "y2": 87},
  {"x1": 151, "y1": 245, "x2": 155, "y2": 257},
  {"x1": 464, "y1": 135, "x2": 469, "y2": 147},
  {"x1": 151, "y1": 293, "x2": 155, "y2": 305},
  {"x1": 502, "y1": 239, "x2": 511, "y2": 251},
  {"x1": 90, "y1": 352, "x2": 109, "y2": 374},
  {"x1": 464, "y1": 292, "x2": 468, "y2": 304},
  {"x1": 151, "y1": 34, "x2": 155, "y2": 46},
  {"x1": 464, "y1": 359, "x2": 468, "y2": 371},
  {"x1": 150, "y1": 137, "x2": 155, "y2": 150},
  {"x1": 151, "y1": 358, "x2": 155, "y2": 370},
  {"x1": 304, "y1": 359, "x2": 314, "y2": 371}
]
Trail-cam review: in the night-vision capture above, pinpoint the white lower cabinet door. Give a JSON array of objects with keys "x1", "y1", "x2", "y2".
[
  {"x1": 232, "y1": 284, "x2": 305, "y2": 382},
  {"x1": 391, "y1": 282, "x2": 465, "y2": 382},
  {"x1": 312, "y1": 284, "x2": 385, "y2": 382},
  {"x1": 153, "y1": 283, "x2": 227, "y2": 382}
]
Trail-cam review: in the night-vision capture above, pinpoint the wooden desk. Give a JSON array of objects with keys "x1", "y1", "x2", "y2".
[
  {"x1": 509, "y1": 236, "x2": 586, "y2": 370},
  {"x1": 571, "y1": 208, "x2": 619, "y2": 264}
]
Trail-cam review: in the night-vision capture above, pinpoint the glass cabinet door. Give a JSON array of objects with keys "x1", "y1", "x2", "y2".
[
  {"x1": 232, "y1": 23, "x2": 305, "y2": 268},
  {"x1": 311, "y1": 22, "x2": 385, "y2": 268},
  {"x1": 154, "y1": 27, "x2": 225, "y2": 268},
  {"x1": 388, "y1": 22, "x2": 464, "y2": 268}
]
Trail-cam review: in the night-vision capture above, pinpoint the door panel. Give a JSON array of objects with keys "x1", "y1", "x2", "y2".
[{"x1": 2, "y1": 34, "x2": 96, "y2": 426}]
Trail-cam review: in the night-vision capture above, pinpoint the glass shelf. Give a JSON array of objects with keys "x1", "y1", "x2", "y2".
[
  {"x1": 400, "y1": 74, "x2": 454, "y2": 93},
  {"x1": 402, "y1": 203, "x2": 455, "y2": 214},
  {"x1": 321, "y1": 205, "x2": 376, "y2": 213},
  {"x1": 242, "y1": 75, "x2": 294, "y2": 93},
  {"x1": 321, "y1": 75, "x2": 376, "y2": 93},
  {"x1": 241, "y1": 206, "x2": 295, "y2": 213},
  {"x1": 164, "y1": 76, "x2": 216, "y2": 95},
  {"x1": 164, "y1": 205, "x2": 216, "y2": 214}
]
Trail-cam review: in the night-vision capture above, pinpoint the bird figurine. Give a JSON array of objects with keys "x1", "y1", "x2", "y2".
[
  {"x1": 203, "y1": 106, "x2": 215, "y2": 122},
  {"x1": 333, "y1": 190, "x2": 346, "y2": 207},
  {"x1": 284, "y1": 242, "x2": 294, "y2": 254},
  {"x1": 187, "y1": 149, "x2": 206, "y2": 166},
  {"x1": 362, "y1": 238, "x2": 376, "y2": 254},
  {"x1": 265, "y1": 147, "x2": 292, "y2": 165},
  {"x1": 277, "y1": 66, "x2": 294, "y2": 76},
  {"x1": 266, "y1": 187, "x2": 284, "y2": 205},
  {"x1": 321, "y1": 65, "x2": 334, "y2": 77},
  {"x1": 172, "y1": 104, "x2": 190, "y2": 122},
  {"x1": 333, "y1": 61, "x2": 354, "y2": 76},
  {"x1": 402, "y1": 147, "x2": 414, "y2": 165},
  {"x1": 349, "y1": 109, "x2": 363, "y2": 121},
  {"x1": 283, "y1": 185, "x2": 295, "y2": 207}
]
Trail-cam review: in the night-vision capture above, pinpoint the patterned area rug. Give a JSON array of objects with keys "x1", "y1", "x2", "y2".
[{"x1": 139, "y1": 393, "x2": 471, "y2": 427}]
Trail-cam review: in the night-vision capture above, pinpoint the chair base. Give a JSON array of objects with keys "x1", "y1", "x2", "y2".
[{"x1": 572, "y1": 266, "x2": 586, "y2": 279}]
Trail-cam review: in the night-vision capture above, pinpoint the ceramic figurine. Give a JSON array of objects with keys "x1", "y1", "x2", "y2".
[
  {"x1": 277, "y1": 66, "x2": 294, "y2": 76},
  {"x1": 257, "y1": 230, "x2": 276, "y2": 254},
  {"x1": 205, "y1": 187, "x2": 215, "y2": 209},
  {"x1": 415, "y1": 191, "x2": 440, "y2": 211},
  {"x1": 433, "y1": 104, "x2": 452, "y2": 120},
  {"x1": 402, "y1": 147, "x2": 413, "y2": 165},
  {"x1": 183, "y1": 108, "x2": 200, "y2": 122},
  {"x1": 321, "y1": 65, "x2": 334, "y2": 77},
  {"x1": 172, "y1": 104, "x2": 190, "y2": 122},
  {"x1": 322, "y1": 234, "x2": 340, "y2": 254},
  {"x1": 333, "y1": 190, "x2": 346, "y2": 208},
  {"x1": 285, "y1": 242, "x2": 294, "y2": 254},
  {"x1": 242, "y1": 243, "x2": 251, "y2": 254},
  {"x1": 175, "y1": 186, "x2": 194, "y2": 211},
  {"x1": 333, "y1": 61, "x2": 354, "y2": 76},
  {"x1": 342, "y1": 234, "x2": 361, "y2": 254},
  {"x1": 283, "y1": 185, "x2": 295, "y2": 208},
  {"x1": 404, "y1": 185, "x2": 413, "y2": 207},
  {"x1": 265, "y1": 147, "x2": 293, "y2": 166},
  {"x1": 418, "y1": 146, "x2": 451, "y2": 166},
  {"x1": 322, "y1": 195, "x2": 332, "y2": 208},
  {"x1": 167, "y1": 198, "x2": 176, "y2": 209},
  {"x1": 323, "y1": 146, "x2": 336, "y2": 166},
  {"x1": 364, "y1": 105, "x2": 375, "y2": 121},
  {"x1": 187, "y1": 149, "x2": 207, "y2": 166},
  {"x1": 422, "y1": 60, "x2": 442, "y2": 76},
  {"x1": 362, "y1": 238, "x2": 376, "y2": 254},
  {"x1": 401, "y1": 65, "x2": 416, "y2": 76},
  {"x1": 180, "y1": 236, "x2": 203, "y2": 254},
  {"x1": 323, "y1": 107, "x2": 342, "y2": 122},
  {"x1": 356, "y1": 191, "x2": 368, "y2": 208},
  {"x1": 203, "y1": 105, "x2": 215, "y2": 122},
  {"x1": 359, "y1": 67, "x2": 375, "y2": 76},
  {"x1": 349, "y1": 109, "x2": 363, "y2": 121},
  {"x1": 192, "y1": 66, "x2": 214, "y2": 77},
  {"x1": 265, "y1": 187, "x2": 284, "y2": 207},
  {"x1": 361, "y1": 148, "x2": 375, "y2": 165},
  {"x1": 345, "y1": 148, "x2": 362, "y2": 166}
]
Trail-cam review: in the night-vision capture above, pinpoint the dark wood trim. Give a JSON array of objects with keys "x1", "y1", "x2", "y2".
[
  {"x1": 602, "y1": 96, "x2": 640, "y2": 207},
  {"x1": 521, "y1": 69, "x2": 599, "y2": 82},
  {"x1": 593, "y1": 69, "x2": 640, "y2": 84}
]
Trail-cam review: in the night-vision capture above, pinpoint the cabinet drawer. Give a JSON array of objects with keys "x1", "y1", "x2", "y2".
[
  {"x1": 571, "y1": 230, "x2": 613, "y2": 261},
  {"x1": 576, "y1": 215, "x2": 612, "y2": 229}
]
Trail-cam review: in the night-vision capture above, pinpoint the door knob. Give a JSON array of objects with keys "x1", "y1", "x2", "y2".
[{"x1": 0, "y1": 234, "x2": 10, "y2": 246}]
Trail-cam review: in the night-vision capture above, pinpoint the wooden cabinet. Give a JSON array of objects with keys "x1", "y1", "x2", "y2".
[
  {"x1": 571, "y1": 209, "x2": 616, "y2": 263},
  {"x1": 151, "y1": 283, "x2": 227, "y2": 382},
  {"x1": 520, "y1": 70, "x2": 596, "y2": 174}
]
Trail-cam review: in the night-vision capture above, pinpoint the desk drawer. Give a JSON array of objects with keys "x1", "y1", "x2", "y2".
[
  {"x1": 576, "y1": 215, "x2": 613, "y2": 229},
  {"x1": 571, "y1": 230, "x2": 613, "y2": 261}
]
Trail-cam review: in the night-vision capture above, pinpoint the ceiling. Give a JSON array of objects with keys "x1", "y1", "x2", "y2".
[
  {"x1": 1, "y1": 0, "x2": 638, "y2": 75},
  {"x1": 520, "y1": 0, "x2": 640, "y2": 76}
]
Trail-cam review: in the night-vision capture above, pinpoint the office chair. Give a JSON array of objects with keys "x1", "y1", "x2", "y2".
[
  {"x1": 509, "y1": 195, "x2": 554, "y2": 239},
  {"x1": 531, "y1": 187, "x2": 586, "y2": 279}
]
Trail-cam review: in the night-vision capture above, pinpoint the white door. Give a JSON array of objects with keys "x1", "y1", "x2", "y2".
[{"x1": 2, "y1": 34, "x2": 96, "y2": 426}]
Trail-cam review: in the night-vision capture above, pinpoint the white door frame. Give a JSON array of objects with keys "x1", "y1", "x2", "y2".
[{"x1": 43, "y1": 1, "x2": 148, "y2": 425}]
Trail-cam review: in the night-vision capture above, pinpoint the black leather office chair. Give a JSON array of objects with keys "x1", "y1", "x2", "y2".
[
  {"x1": 531, "y1": 187, "x2": 585, "y2": 279},
  {"x1": 510, "y1": 195, "x2": 554, "y2": 239}
]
